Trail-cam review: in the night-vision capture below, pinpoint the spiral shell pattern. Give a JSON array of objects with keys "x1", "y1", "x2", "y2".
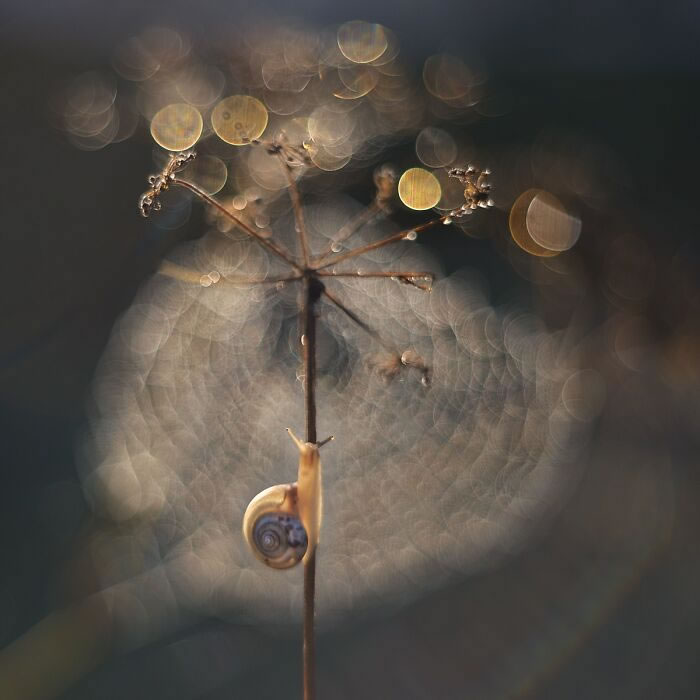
[
  {"x1": 243, "y1": 483, "x2": 308, "y2": 569},
  {"x1": 252, "y1": 513, "x2": 308, "y2": 568}
]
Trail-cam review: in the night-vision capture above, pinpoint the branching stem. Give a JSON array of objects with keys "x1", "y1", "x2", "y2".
[
  {"x1": 315, "y1": 200, "x2": 381, "y2": 261},
  {"x1": 321, "y1": 286, "x2": 394, "y2": 353},
  {"x1": 318, "y1": 269, "x2": 434, "y2": 291},
  {"x1": 157, "y1": 260, "x2": 302, "y2": 286},
  {"x1": 172, "y1": 178, "x2": 303, "y2": 273},
  {"x1": 312, "y1": 214, "x2": 449, "y2": 270}
]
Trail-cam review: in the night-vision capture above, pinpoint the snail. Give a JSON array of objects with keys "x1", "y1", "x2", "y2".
[{"x1": 243, "y1": 429, "x2": 332, "y2": 569}]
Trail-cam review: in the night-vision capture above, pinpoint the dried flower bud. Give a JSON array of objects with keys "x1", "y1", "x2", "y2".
[
  {"x1": 447, "y1": 165, "x2": 494, "y2": 218},
  {"x1": 373, "y1": 163, "x2": 398, "y2": 212}
]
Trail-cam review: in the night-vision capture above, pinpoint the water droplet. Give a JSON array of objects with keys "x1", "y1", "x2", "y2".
[
  {"x1": 331, "y1": 242, "x2": 342, "y2": 253},
  {"x1": 443, "y1": 217, "x2": 452, "y2": 225},
  {"x1": 405, "y1": 230, "x2": 417, "y2": 241},
  {"x1": 199, "y1": 275, "x2": 212, "y2": 287},
  {"x1": 301, "y1": 334, "x2": 306, "y2": 346},
  {"x1": 209, "y1": 271, "x2": 221, "y2": 283}
]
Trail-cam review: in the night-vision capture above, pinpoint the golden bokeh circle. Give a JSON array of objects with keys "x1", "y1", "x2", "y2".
[
  {"x1": 526, "y1": 191, "x2": 581, "y2": 252},
  {"x1": 509, "y1": 189, "x2": 559, "y2": 257},
  {"x1": 211, "y1": 95, "x2": 268, "y2": 146},
  {"x1": 398, "y1": 168, "x2": 442, "y2": 210},
  {"x1": 150, "y1": 103, "x2": 203, "y2": 151},
  {"x1": 337, "y1": 21, "x2": 388, "y2": 64}
]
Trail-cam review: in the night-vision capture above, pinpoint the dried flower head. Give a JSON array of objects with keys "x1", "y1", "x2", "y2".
[
  {"x1": 447, "y1": 165, "x2": 494, "y2": 217},
  {"x1": 138, "y1": 149, "x2": 197, "y2": 217}
]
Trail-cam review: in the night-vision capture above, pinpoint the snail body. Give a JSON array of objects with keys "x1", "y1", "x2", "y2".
[
  {"x1": 243, "y1": 429, "x2": 331, "y2": 569},
  {"x1": 290, "y1": 430, "x2": 323, "y2": 561}
]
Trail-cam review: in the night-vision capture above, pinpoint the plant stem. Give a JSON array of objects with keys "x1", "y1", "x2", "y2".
[
  {"x1": 301, "y1": 274, "x2": 321, "y2": 700},
  {"x1": 312, "y1": 214, "x2": 449, "y2": 271},
  {"x1": 171, "y1": 178, "x2": 303, "y2": 273},
  {"x1": 317, "y1": 269, "x2": 434, "y2": 291},
  {"x1": 157, "y1": 260, "x2": 302, "y2": 286},
  {"x1": 321, "y1": 286, "x2": 394, "y2": 353},
  {"x1": 278, "y1": 155, "x2": 311, "y2": 267},
  {"x1": 314, "y1": 200, "x2": 381, "y2": 261}
]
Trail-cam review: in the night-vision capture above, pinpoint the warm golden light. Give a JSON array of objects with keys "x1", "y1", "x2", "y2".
[
  {"x1": 526, "y1": 191, "x2": 581, "y2": 252},
  {"x1": 333, "y1": 66, "x2": 379, "y2": 100},
  {"x1": 398, "y1": 168, "x2": 442, "y2": 210},
  {"x1": 211, "y1": 95, "x2": 268, "y2": 145},
  {"x1": 150, "y1": 103, "x2": 203, "y2": 151},
  {"x1": 337, "y1": 21, "x2": 388, "y2": 64},
  {"x1": 509, "y1": 189, "x2": 561, "y2": 257}
]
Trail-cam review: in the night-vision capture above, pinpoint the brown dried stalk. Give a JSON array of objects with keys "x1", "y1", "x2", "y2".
[{"x1": 139, "y1": 149, "x2": 492, "y2": 700}]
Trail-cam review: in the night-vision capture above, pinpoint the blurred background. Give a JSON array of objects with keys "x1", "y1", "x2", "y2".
[{"x1": 1, "y1": 1, "x2": 699, "y2": 698}]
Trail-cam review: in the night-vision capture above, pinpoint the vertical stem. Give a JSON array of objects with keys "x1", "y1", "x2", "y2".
[
  {"x1": 280, "y1": 156, "x2": 311, "y2": 267},
  {"x1": 303, "y1": 551, "x2": 316, "y2": 700},
  {"x1": 301, "y1": 274, "x2": 320, "y2": 700},
  {"x1": 303, "y1": 276, "x2": 318, "y2": 445}
]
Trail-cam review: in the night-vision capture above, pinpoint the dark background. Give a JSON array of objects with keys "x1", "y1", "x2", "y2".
[{"x1": 1, "y1": 1, "x2": 699, "y2": 698}]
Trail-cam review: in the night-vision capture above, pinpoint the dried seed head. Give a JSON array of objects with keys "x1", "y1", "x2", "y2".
[
  {"x1": 138, "y1": 150, "x2": 197, "y2": 217},
  {"x1": 447, "y1": 164, "x2": 494, "y2": 218}
]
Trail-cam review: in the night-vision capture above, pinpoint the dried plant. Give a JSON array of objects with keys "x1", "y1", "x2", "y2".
[
  {"x1": 137, "y1": 146, "x2": 493, "y2": 698},
  {"x1": 46, "y1": 19, "x2": 599, "y2": 700}
]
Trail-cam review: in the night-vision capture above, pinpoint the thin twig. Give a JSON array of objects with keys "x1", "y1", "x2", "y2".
[
  {"x1": 278, "y1": 155, "x2": 311, "y2": 267},
  {"x1": 171, "y1": 178, "x2": 303, "y2": 273},
  {"x1": 312, "y1": 214, "x2": 449, "y2": 270},
  {"x1": 303, "y1": 551, "x2": 316, "y2": 700},
  {"x1": 314, "y1": 201, "x2": 382, "y2": 261},
  {"x1": 323, "y1": 285, "x2": 432, "y2": 385},
  {"x1": 301, "y1": 275, "x2": 321, "y2": 700},
  {"x1": 318, "y1": 269, "x2": 434, "y2": 291},
  {"x1": 321, "y1": 286, "x2": 394, "y2": 353},
  {"x1": 221, "y1": 274, "x2": 302, "y2": 286},
  {"x1": 157, "y1": 261, "x2": 302, "y2": 286}
]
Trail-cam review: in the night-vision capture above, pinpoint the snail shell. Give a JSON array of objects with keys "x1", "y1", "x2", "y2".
[{"x1": 242, "y1": 483, "x2": 308, "y2": 569}]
